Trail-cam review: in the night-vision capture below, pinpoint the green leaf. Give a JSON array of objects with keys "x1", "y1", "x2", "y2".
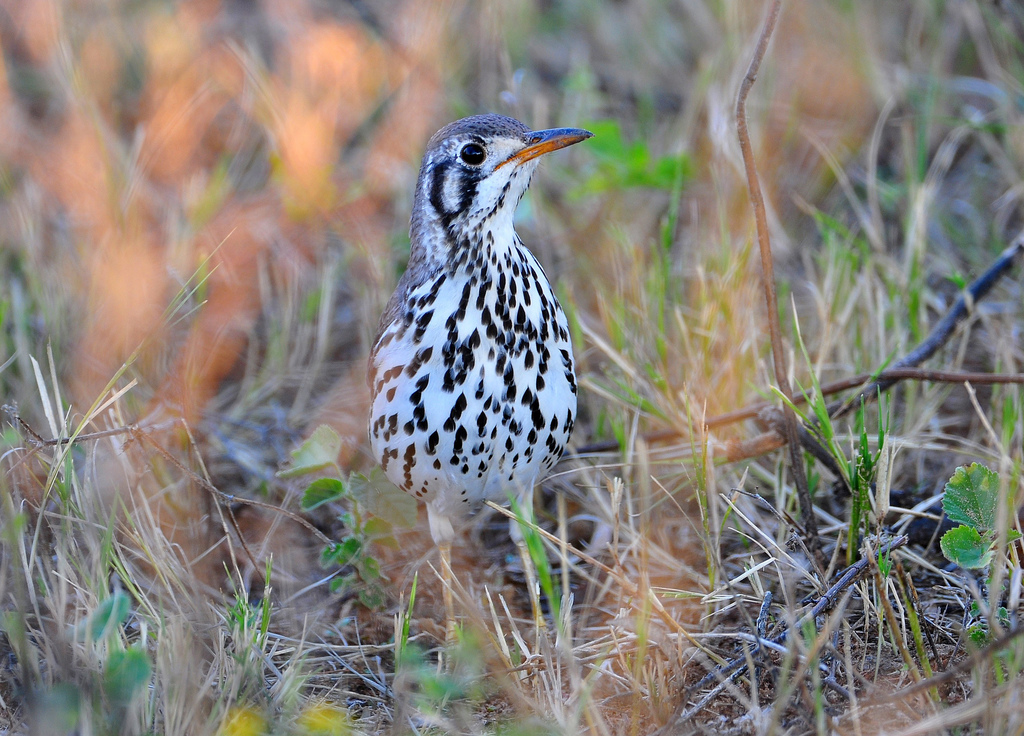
[
  {"x1": 364, "y1": 522, "x2": 395, "y2": 548},
  {"x1": 943, "y1": 463, "x2": 1000, "y2": 531},
  {"x1": 363, "y1": 517, "x2": 392, "y2": 536},
  {"x1": 358, "y1": 555, "x2": 381, "y2": 582},
  {"x1": 358, "y1": 586, "x2": 385, "y2": 610},
  {"x1": 323, "y1": 537, "x2": 362, "y2": 567},
  {"x1": 876, "y1": 550, "x2": 893, "y2": 577},
  {"x1": 75, "y1": 591, "x2": 131, "y2": 642},
  {"x1": 103, "y1": 647, "x2": 151, "y2": 704},
  {"x1": 301, "y1": 477, "x2": 345, "y2": 510},
  {"x1": 278, "y1": 425, "x2": 341, "y2": 478},
  {"x1": 967, "y1": 623, "x2": 990, "y2": 646},
  {"x1": 940, "y1": 525, "x2": 994, "y2": 569},
  {"x1": 330, "y1": 572, "x2": 357, "y2": 593},
  {"x1": 347, "y1": 468, "x2": 418, "y2": 528},
  {"x1": 574, "y1": 119, "x2": 692, "y2": 195}
]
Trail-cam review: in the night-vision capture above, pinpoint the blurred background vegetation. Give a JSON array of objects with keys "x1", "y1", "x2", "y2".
[{"x1": 2, "y1": 0, "x2": 1024, "y2": 733}]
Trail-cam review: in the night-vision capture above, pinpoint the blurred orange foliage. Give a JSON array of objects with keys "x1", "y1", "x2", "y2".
[{"x1": 0, "y1": 0, "x2": 456, "y2": 450}]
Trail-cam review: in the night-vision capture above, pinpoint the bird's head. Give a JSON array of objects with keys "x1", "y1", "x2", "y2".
[{"x1": 409, "y1": 114, "x2": 591, "y2": 258}]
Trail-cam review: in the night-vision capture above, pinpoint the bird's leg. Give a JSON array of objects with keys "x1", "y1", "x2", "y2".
[
  {"x1": 510, "y1": 486, "x2": 547, "y2": 635},
  {"x1": 427, "y1": 505, "x2": 457, "y2": 666},
  {"x1": 440, "y1": 540, "x2": 455, "y2": 645}
]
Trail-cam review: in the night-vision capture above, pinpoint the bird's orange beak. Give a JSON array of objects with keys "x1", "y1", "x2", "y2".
[{"x1": 496, "y1": 127, "x2": 593, "y2": 170}]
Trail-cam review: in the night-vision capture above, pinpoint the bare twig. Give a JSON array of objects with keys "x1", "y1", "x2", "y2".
[
  {"x1": 661, "y1": 535, "x2": 908, "y2": 730},
  {"x1": 575, "y1": 236, "x2": 1024, "y2": 463},
  {"x1": 133, "y1": 428, "x2": 335, "y2": 548},
  {"x1": 3, "y1": 410, "x2": 336, "y2": 549},
  {"x1": 757, "y1": 591, "x2": 773, "y2": 638},
  {"x1": 737, "y1": 0, "x2": 825, "y2": 566},
  {"x1": 708, "y1": 368, "x2": 1024, "y2": 431},
  {"x1": 828, "y1": 237, "x2": 1024, "y2": 420},
  {"x1": 875, "y1": 624, "x2": 1024, "y2": 702},
  {"x1": 576, "y1": 360, "x2": 1024, "y2": 455},
  {"x1": 1, "y1": 404, "x2": 175, "y2": 447},
  {"x1": 689, "y1": 536, "x2": 908, "y2": 694}
]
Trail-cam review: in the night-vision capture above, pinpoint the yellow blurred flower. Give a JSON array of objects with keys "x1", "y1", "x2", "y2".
[
  {"x1": 218, "y1": 707, "x2": 266, "y2": 736},
  {"x1": 295, "y1": 703, "x2": 352, "y2": 736}
]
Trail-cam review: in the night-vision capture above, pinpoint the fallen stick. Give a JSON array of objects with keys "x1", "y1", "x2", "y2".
[
  {"x1": 574, "y1": 237, "x2": 1024, "y2": 457},
  {"x1": 659, "y1": 534, "x2": 909, "y2": 730}
]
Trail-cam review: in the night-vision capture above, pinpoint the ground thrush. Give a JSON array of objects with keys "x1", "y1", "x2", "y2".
[{"x1": 368, "y1": 114, "x2": 591, "y2": 623}]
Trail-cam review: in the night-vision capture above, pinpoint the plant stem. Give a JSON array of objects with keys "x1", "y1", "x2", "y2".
[{"x1": 734, "y1": 0, "x2": 824, "y2": 569}]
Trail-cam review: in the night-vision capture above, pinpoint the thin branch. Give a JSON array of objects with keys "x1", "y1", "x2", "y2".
[
  {"x1": 735, "y1": 0, "x2": 824, "y2": 567},
  {"x1": 661, "y1": 535, "x2": 908, "y2": 729},
  {"x1": 133, "y1": 428, "x2": 335, "y2": 548},
  {"x1": 576, "y1": 363, "x2": 1024, "y2": 455},
  {"x1": 3, "y1": 409, "x2": 336, "y2": 549},
  {"x1": 874, "y1": 624, "x2": 1024, "y2": 702},
  {"x1": 575, "y1": 235, "x2": 1024, "y2": 466},
  {"x1": 828, "y1": 237, "x2": 1024, "y2": 419}
]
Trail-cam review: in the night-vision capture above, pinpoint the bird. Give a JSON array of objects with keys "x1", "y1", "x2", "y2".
[{"x1": 367, "y1": 113, "x2": 591, "y2": 632}]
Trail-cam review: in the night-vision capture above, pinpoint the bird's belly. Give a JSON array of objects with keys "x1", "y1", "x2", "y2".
[{"x1": 368, "y1": 276, "x2": 576, "y2": 520}]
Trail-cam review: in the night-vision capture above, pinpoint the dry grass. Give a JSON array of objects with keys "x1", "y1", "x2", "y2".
[{"x1": 3, "y1": 0, "x2": 1024, "y2": 734}]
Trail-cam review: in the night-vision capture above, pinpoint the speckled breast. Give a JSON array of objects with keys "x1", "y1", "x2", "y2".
[{"x1": 368, "y1": 241, "x2": 576, "y2": 520}]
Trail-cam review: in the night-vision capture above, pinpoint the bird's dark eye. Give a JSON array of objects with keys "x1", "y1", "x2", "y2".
[{"x1": 459, "y1": 143, "x2": 486, "y2": 166}]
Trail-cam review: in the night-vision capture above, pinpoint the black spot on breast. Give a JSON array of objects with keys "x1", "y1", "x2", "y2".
[
  {"x1": 453, "y1": 425, "x2": 468, "y2": 455},
  {"x1": 402, "y1": 444, "x2": 416, "y2": 490},
  {"x1": 413, "y1": 310, "x2": 434, "y2": 341},
  {"x1": 410, "y1": 374, "x2": 429, "y2": 404},
  {"x1": 443, "y1": 393, "x2": 468, "y2": 433},
  {"x1": 405, "y1": 346, "x2": 433, "y2": 377},
  {"x1": 456, "y1": 281, "x2": 472, "y2": 320},
  {"x1": 531, "y1": 402, "x2": 545, "y2": 430}
]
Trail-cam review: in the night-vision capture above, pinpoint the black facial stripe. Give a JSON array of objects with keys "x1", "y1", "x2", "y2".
[
  {"x1": 458, "y1": 168, "x2": 481, "y2": 216},
  {"x1": 429, "y1": 161, "x2": 457, "y2": 231},
  {"x1": 429, "y1": 159, "x2": 484, "y2": 233}
]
